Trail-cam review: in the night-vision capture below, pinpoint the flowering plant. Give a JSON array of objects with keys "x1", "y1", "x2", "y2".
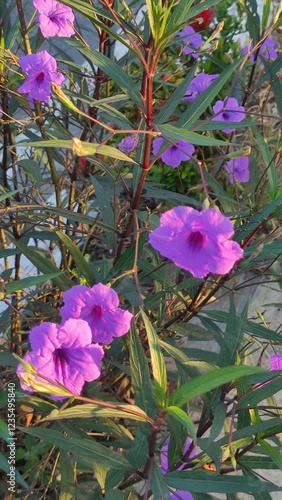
[{"x1": 1, "y1": 0, "x2": 282, "y2": 498}]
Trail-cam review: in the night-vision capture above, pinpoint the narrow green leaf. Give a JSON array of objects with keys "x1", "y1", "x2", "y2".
[
  {"x1": 258, "y1": 439, "x2": 282, "y2": 469},
  {"x1": 165, "y1": 406, "x2": 196, "y2": 440},
  {"x1": 165, "y1": 470, "x2": 281, "y2": 493},
  {"x1": 44, "y1": 403, "x2": 149, "y2": 423},
  {"x1": 158, "y1": 124, "x2": 231, "y2": 146},
  {"x1": 154, "y1": 65, "x2": 197, "y2": 124},
  {"x1": 252, "y1": 128, "x2": 278, "y2": 200},
  {"x1": 0, "y1": 452, "x2": 28, "y2": 488},
  {"x1": 90, "y1": 175, "x2": 115, "y2": 251},
  {"x1": 218, "y1": 297, "x2": 247, "y2": 367},
  {"x1": 237, "y1": 376, "x2": 282, "y2": 410},
  {"x1": 59, "y1": 450, "x2": 76, "y2": 500},
  {"x1": 19, "y1": 427, "x2": 133, "y2": 470},
  {"x1": 9, "y1": 238, "x2": 73, "y2": 290},
  {"x1": 55, "y1": 230, "x2": 96, "y2": 286},
  {"x1": 140, "y1": 309, "x2": 167, "y2": 406},
  {"x1": 129, "y1": 325, "x2": 158, "y2": 419},
  {"x1": 69, "y1": 40, "x2": 144, "y2": 109},
  {"x1": 0, "y1": 188, "x2": 22, "y2": 201},
  {"x1": 168, "y1": 366, "x2": 266, "y2": 408},
  {"x1": 5, "y1": 272, "x2": 65, "y2": 294}
]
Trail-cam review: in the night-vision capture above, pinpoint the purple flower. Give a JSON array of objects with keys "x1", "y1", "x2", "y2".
[
  {"x1": 33, "y1": 0, "x2": 75, "y2": 38},
  {"x1": 17, "y1": 319, "x2": 104, "y2": 399},
  {"x1": 178, "y1": 26, "x2": 203, "y2": 59},
  {"x1": 211, "y1": 97, "x2": 245, "y2": 134},
  {"x1": 149, "y1": 206, "x2": 244, "y2": 279},
  {"x1": 118, "y1": 136, "x2": 139, "y2": 155},
  {"x1": 225, "y1": 157, "x2": 250, "y2": 184},
  {"x1": 270, "y1": 354, "x2": 282, "y2": 371},
  {"x1": 160, "y1": 437, "x2": 195, "y2": 500},
  {"x1": 18, "y1": 51, "x2": 64, "y2": 103},
  {"x1": 152, "y1": 138, "x2": 195, "y2": 168},
  {"x1": 60, "y1": 282, "x2": 133, "y2": 344},
  {"x1": 183, "y1": 72, "x2": 219, "y2": 102},
  {"x1": 242, "y1": 38, "x2": 277, "y2": 64}
]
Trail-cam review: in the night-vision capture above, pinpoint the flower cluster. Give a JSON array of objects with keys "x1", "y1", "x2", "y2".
[
  {"x1": 17, "y1": 283, "x2": 133, "y2": 398},
  {"x1": 149, "y1": 206, "x2": 244, "y2": 279},
  {"x1": 18, "y1": 51, "x2": 64, "y2": 103},
  {"x1": 33, "y1": 0, "x2": 75, "y2": 38}
]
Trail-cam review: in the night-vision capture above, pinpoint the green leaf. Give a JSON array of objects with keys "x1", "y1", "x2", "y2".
[
  {"x1": 90, "y1": 175, "x2": 115, "y2": 251},
  {"x1": 218, "y1": 296, "x2": 247, "y2": 368},
  {"x1": 0, "y1": 188, "x2": 23, "y2": 201},
  {"x1": 19, "y1": 427, "x2": 133, "y2": 470},
  {"x1": 0, "y1": 452, "x2": 28, "y2": 488},
  {"x1": 252, "y1": 128, "x2": 278, "y2": 200},
  {"x1": 8, "y1": 238, "x2": 73, "y2": 290},
  {"x1": 154, "y1": 65, "x2": 197, "y2": 124},
  {"x1": 258, "y1": 439, "x2": 282, "y2": 469},
  {"x1": 59, "y1": 450, "x2": 76, "y2": 500},
  {"x1": 55, "y1": 231, "x2": 96, "y2": 286},
  {"x1": 168, "y1": 365, "x2": 266, "y2": 408},
  {"x1": 237, "y1": 376, "x2": 282, "y2": 410},
  {"x1": 16, "y1": 140, "x2": 138, "y2": 164},
  {"x1": 129, "y1": 325, "x2": 158, "y2": 419},
  {"x1": 165, "y1": 470, "x2": 281, "y2": 493},
  {"x1": 17, "y1": 159, "x2": 42, "y2": 187},
  {"x1": 165, "y1": 406, "x2": 196, "y2": 440},
  {"x1": 68, "y1": 40, "x2": 144, "y2": 109},
  {"x1": 140, "y1": 309, "x2": 167, "y2": 406},
  {"x1": 44, "y1": 403, "x2": 149, "y2": 423},
  {"x1": 158, "y1": 124, "x2": 231, "y2": 146},
  {"x1": 5, "y1": 272, "x2": 65, "y2": 294}
]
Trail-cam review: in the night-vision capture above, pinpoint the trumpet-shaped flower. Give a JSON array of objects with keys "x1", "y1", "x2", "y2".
[
  {"x1": 152, "y1": 138, "x2": 195, "y2": 168},
  {"x1": 160, "y1": 437, "x2": 195, "y2": 500},
  {"x1": 18, "y1": 51, "x2": 64, "y2": 103},
  {"x1": 33, "y1": 0, "x2": 75, "y2": 38},
  {"x1": 178, "y1": 26, "x2": 203, "y2": 58},
  {"x1": 60, "y1": 282, "x2": 133, "y2": 344},
  {"x1": 149, "y1": 206, "x2": 243, "y2": 279},
  {"x1": 225, "y1": 157, "x2": 250, "y2": 184},
  {"x1": 118, "y1": 136, "x2": 139, "y2": 155},
  {"x1": 17, "y1": 319, "x2": 104, "y2": 399},
  {"x1": 211, "y1": 97, "x2": 245, "y2": 134},
  {"x1": 183, "y1": 72, "x2": 219, "y2": 102}
]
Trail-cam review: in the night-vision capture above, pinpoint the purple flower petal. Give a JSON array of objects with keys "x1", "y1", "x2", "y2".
[
  {"x1": 33, "y1": 0, "x2": 75, "y2": 38},
  {"x1": 270, "y1": 354, "x2": 282, "y2": 371},
  {"x1": 17, "y1": 319, "x2": 104, "y2": 399},
  {"x1": 118, "y1": 136, "x2": 139, "y2": 154},
  {"x1": 183, "y1": 72, "x2": 219, "y2": 102},
  {"x1": 225, "y1": 157, "x2": 250, "y2": 184},
  {"x1": 152, "y1": 138, "x2": 195, "y2": 168},
  {"x1": 18, "y1": 51, "x2": 64, "y2": 103},
  {"x1": 149, "y1": 207, "x2": 244, "y2": 278},
  {"x1": 211, "y1": 97, "x2": 245, "y2": 134},
  {"x1": 60, "y1": 282, "x2": 133, "y2": 344},
  {"x1": 178, "y1": 26, "x2": 203, "y2": 59}
]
